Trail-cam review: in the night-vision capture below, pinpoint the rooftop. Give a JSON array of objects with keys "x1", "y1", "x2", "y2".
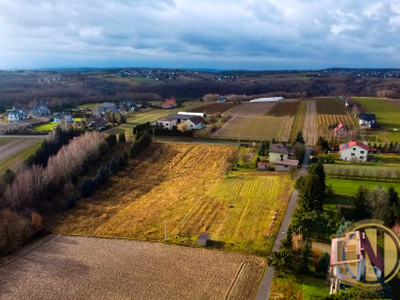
[
  {"x1": 270, "y1": 143, "x2": 291, "y2": 154},
  {"x1": 339, "y1": 140, "x2": 369, "y2": 151}
]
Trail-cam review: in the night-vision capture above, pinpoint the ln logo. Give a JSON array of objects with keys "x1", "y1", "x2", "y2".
[{"x1": 339, "y1": 219, "x2": 400, "y2": 288}]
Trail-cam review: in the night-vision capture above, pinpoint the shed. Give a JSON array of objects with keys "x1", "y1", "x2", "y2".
[{"x1": 197, "y1": 232, "x2": 211, "y2": 246}]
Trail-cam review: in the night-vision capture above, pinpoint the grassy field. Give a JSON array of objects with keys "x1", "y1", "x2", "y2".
[
  {"x1": 355, "y1": 97, "x2": 400, "y2": 142},
  {"x1": 214, "y1": 116, "x2": 294, "y2": 141},
  {"x1": 0, "y1": 139, "x2": 43, "y2": 174},
  {"x1": 78, "y1": 103, "x2": 102, "y2": 109},
  {"x1": 270, "y1": 275, "x2": 329, "y2": 299},
  {"x1": 267, "y1": 101, "x2": 300, "y2": 117},
  {"x1": 290, "y1": 100, "x2": 307, "y2": 141},
  {"x1": 53, "y1": 142, "x2": 293, "y2": 255},
  {"x1": 316, "y1": 98, "x2": 345, "y2": 115},
  {"x1": 327, "y1": 177, "x2": 400, "y2": 197},
  {"x1": 0, "y1": 138, "x2": 13, "y2": 145},
  {"x1": 324, "y1": 164, "x2": 400, "y2": 180},
  {"x1": 228, "y1": 102, "x2": 276, "y2": 117},
  {"x1": 191, "y1": 102, "x2": 239, "y2": 115},
  {"x1": 33, "y1": 122, "x2": 57, "y2": 132}
]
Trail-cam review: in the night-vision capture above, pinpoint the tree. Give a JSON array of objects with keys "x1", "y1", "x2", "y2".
[
  {"x1": 119, "y1": 132, "x2": 126, "y2": 143},
  {"x1": 315, "y1": 252, "x2": 330, "y2": 278},
  {"x1": 388, "y1": 186, "x2": 400, "y2": 225},
  {"x1": 298, "y1": 240, "x2": 311, "y2": 274},
  {"x1": 292, "y1": 142, "x2": 305, "y2": 163},
  {"x1": 106, "y1": 134, "x2": 117, "y2": 148},
  {"x1": 81, "y1": 179, "x2": 95, "y2": 198},
  {"x1": 366, "y1": 187, "x2": 390, "y2": 222},
  {"x1": 336, "y1": 220, "x2": 352, "y2": 237},
  {"x1": 67, "y1": 193, "x2": 77, "y2": 208},
  {"x1": 294, "y1": 131, "x2": 305, "y2": 145},
  {"x1": 0, "y1": 209, "x2": 29, "y2": 255},
  {"x1": 267, "y1": 248, "x2": 292, "y2": 277},
  {"x1": 352, "y1": 186, "x2": 370, "y2": 221},
  {"x1": 316, "y1": 136, "x2": 329, "y2": 153}
]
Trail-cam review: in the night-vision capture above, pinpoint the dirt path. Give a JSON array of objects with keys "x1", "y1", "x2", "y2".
[
  {"x1": 0, "y1": 139, "x2": 41, "y2": 163},
  {"x1": 303, "y1": 100, "x2": 318, "y2": 145}
]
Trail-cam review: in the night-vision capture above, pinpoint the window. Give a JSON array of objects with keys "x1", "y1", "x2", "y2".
[
  {"x1": 360, "y1": 151, "x2": 365, "y2": 154},
  {"x1": 360, "y1": 156, "x2": 364, "y2": 160},
  {"x1": 353, "y1": 148, "x2": 356, "y2": 151},
  {"x1": 351, "y1": 153, "x2": 355, "y2": 156}
]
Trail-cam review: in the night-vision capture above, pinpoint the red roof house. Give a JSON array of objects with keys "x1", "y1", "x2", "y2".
[
  {"x1": 339, "y1": 140, "x2": 369, "y2": 151},
  {"x1": 162, "y1": 98, "x2": 177, "y2": 109}
]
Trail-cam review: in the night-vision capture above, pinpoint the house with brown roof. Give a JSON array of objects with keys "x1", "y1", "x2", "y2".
[{"x1": 269, "y1": 143, "x2": 292, "y2": 163}]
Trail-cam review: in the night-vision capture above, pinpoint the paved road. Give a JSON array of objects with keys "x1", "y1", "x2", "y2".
[{"x1": 256, "y1": 147, "x2": 312, "y2": 300}]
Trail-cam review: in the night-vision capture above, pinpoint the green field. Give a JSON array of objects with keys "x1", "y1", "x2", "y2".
[
  {"x1": 0, "y1": 140, "x2": 43, "y2": 174},
  {"x1": 355, "y1": 97, "x2": 400, "y2": 142},
  {"x1": 324, "y1": 164, "x2": 400, "y2": 180},
  {"x1": 78, "y1": 103, "x2": 102, "y2": 109},
  {"x1": 34, "y1": 122, "x2": 58, "y2": 132},
  {"x1": 270, "y1": 275, "x2": 329, "y2": 299},
  {"x1": 327, "y1": 177, "x2": 400, "y2": 197}
]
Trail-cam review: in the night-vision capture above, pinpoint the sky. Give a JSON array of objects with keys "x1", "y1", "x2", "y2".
[{"x1": 1, "y1": 0, "x2": 400, "y2": 70}]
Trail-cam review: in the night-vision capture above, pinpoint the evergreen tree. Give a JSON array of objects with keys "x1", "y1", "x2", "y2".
[
  {"x1": 315, "y1": 252, "x2": 330, "y2": 278},
  {"x1": 298, "y1": 240, "x2": 311, "y2": 274},
  {"x1": 295, "y1": 131, "x2": 305, "y2": 145},
  {"x1": 388, "y1": 186, "x2": 400, "y2": 225},
  {"x1": 353, "y1": 186, "x2": 370, "y2": 221},
  {"x1": 81, "y1": 179, "x2": 95, "y2": 198},
  {"x1": 316, "y1": 136, "x2": 329, "y2": 153},
  {"x1": 119, "y1": 132, "x2": 126, "y2": 143}
]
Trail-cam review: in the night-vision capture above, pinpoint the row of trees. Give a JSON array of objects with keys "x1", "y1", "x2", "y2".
[{"x1": 326, "y1": 165, "x2": 400, "y2": 181}]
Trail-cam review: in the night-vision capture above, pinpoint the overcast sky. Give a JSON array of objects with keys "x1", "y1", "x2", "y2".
[{"x1": 1, "y1": 0, "x2": 400, "y2": 70}]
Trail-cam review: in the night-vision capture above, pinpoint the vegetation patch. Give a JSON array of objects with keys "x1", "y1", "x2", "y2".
[
  {"x1": 316, "y1": 98, "x2": 345, "y2": 115},
  {"x1": 267, "y1": 101, "x2": 300, "y2": 117}
]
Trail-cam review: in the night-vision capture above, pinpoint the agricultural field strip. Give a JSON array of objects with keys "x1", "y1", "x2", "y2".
[
  {"x1": 0, "y1": 139, "x2": 41, "y2": 163},
  {"x1": 0, "y1": 235, "x2": 264, "y2": 300},
  {"x1": 267, "y1": 101, "x2": 300, "y2": 117},
  {"x1": 303, "y1": 100, "x2": 318, "y2": 145},
  {"x1": 290, "y1": 100, "x2": 307, "y2": 141},
  {"x1": 317, "y1": 115, "x2": 356, "y2": 129},
  {"x1": 316, "y1": 98, "x2": 345, "y2": 115},
  {"x1": 228, "y1": 102, "x2": 276, "y2": 117}
]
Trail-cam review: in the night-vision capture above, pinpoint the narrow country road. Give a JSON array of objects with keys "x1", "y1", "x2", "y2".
[{"x1": 256, "y1": 147, "x2": 312, "y2": 300}]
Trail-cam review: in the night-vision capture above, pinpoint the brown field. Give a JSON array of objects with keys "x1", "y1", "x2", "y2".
[
  {"x1": 53, "y1": 142, "x2": 293, "y2": 254},
  {"x1": 316, "y1": 98, "x2": 345, "y2": 115},
  {"x1": 303, "y1": 100, "x2": 318, "y2": 145},
  {"x1": 213, "y1": 116, "x2": 294, "y2": 141},
  {"x1": 267, "y1": 101, "x2": 300, "y2": 117},
  {"x1": 0, "y1": 235, "x2": 264, "y2": 300},
  {"x1": 0, "y1": 138, "x2": 41, "y2": 163},
  {"x1": 317, "y1": 114, "x2": 357, "y2": 130},
  {"x1": 290, "y1": 100, "x2": 307, "y2": 141},
  {"x1": 191, "y1": 102, "x2": 239, "y2": 115},
  {"x1": 228, "y1": 102, "x2": 276, "y2": 116}
]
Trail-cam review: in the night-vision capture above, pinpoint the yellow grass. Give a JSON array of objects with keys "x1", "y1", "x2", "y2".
[{"x1": 53, "y1": 142, "x2": 293, "y2": 255}]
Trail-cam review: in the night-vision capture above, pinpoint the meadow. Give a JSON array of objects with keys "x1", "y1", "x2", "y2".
[
  {"x1": 327, "y1": 177, "x2": 400, "y2": 197},
  {"x1": 53, "y1": 142, "x2": 293, "y2": 255}
]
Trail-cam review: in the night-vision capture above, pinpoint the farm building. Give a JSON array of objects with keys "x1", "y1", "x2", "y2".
[
  {"x1": 333, "y1": 123, "x2": 348, "y2": 137},
  {"x1": 177, "y1": 111, "x2": 206, "y2": 118},
  {"x1": 330, "y1": 231, "x2": 382, "y2": 294},
  {"x1": 30, "y1": 105, "x2": 51, "y2": 117},
  {"x1": 197, "y1": 232, "x2": 211, "y2": 246},
  {"x1": 87, "y1": 117, "x2": 107, "y2": 130},
  {"x1": 162, "y1": 98, "x2": 177, "y2": 109},
  {"x1": 53, "y1": 113, "x2": 74, "y2": 124},
  {"x1": 7, "y1": 109, "x2": 28, "y2": 122},
  {"x1": 269, "y1": 143, "x2": 292, "y2": 163},
  {"x1": 249, "y1": 97, "x2": 283, "y2": 103},
  {"x1": 218, "y1": 96, "x2": 227, "y2": 103},
  {"x1": 156, "y1": 117, "x2": 178, "y2": 130},
  {"x1": 358, "y1": 114, "x2": 376, "y2": 128},
  {"x1": 339, "y1": 141, "x2": 369, "y2": 162},
  {"x1": 257, "y1": 162, "x2": 268, "y2": 170},
  {"x1": 274, "y1": 159, "x2": 299, "y2": 171}
]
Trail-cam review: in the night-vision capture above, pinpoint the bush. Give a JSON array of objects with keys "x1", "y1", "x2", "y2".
[
  {"x1": 81, "y1": 178, "x2": 95, "y2": 198},
  {"x1": 67, "y1": 193, "x2": 77, "y2": 209},
  {"x1": 31, "y1": 212, "x2": 43, "y2": 231},
  {"x1": 315, "y1": 252, "x2": 330, "y2": 278},
  {"x1": 106, "y1": 134, "x2": 117, "y2": 148},
  {"x1": 0, "y1": 209, "x2": 29, "y2": 255},
  {"x1": 119, "y1": 132, "x2": 126, "y2": 143}
]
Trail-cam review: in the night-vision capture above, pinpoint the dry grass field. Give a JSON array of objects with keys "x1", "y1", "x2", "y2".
[
  {"x1": 290, "y1": 100, "x2": 307, "y2": 141},
  {"x1": 267, "y1": 101, "x2": 300, "y2": 117},
  {"x1": 303, "y1": 100, "x2": 318, "y2": 145},
  {"x1": 53, "y1": 142, "x2": 293, "y2": 255},
  {"x1": 0, "y1": 235, "x2": 264, "y2": 300},
  {"x1": 228, "y1": 102, "x2": 276, "y2": 116},
  {"x1": 316, "y1": 98, "x2": 345, "y2": 115},
  {"x1": 191, "y1": 102, "x2": 239, "y2": 115},
  {"x1": 317, "y1": 115, "x2": 357, "y2": 130},
  {"x1": 213, "y1": 116, "x2": 294, "y2": 141}
]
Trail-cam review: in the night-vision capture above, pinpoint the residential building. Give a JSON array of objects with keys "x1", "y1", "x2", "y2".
[
  {"x1": 218, "y1": 96, "x2": 227, "y2": 102},
  {"x1": 87, "y1": 117, "x2": 107, "y2": 130},
  {"x1": 162, "y1": 98, "x2": 177, "y2": 109},
  {"x1": 359, "y1": 114, "x2": 376, "y2": 128},
  {"x1": 53, "y1": 113, "x2": 74, "y2": 124},
  {"x1": 8, "y1": 109, "x2": 28, "y2": 122},
  {"x1": 30, "y1": 105, "x2": 51, "y2": 117},
  {"x1": 339, "y1": 140, "x2": 369, "y2": 162},
  {"x1": 156, "y1": 117, "x2": 178, "y2": 130},
  {"x1": 182, "y1": 116, "x2": 204, "y2": 130},
  {"x1": 333, "y1": 123, "x2": 348, "y2": 137},
  {"x1": 269, "y1": 143, "x2": 292, "y2": 163}
]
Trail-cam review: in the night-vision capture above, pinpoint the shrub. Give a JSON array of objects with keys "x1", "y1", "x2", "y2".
[
  {"x1": 119, "y1": 132, "x2": 126, "y2": 143},
  {"x1": 81, "y1": 179, "x2": 95, "y2": 198},
  {"x1": 31, "y1": 212, "x2": 44, "y2": 231},
  {"x1": 106, "y1": 134, "x2": 117, "y2": 148},
  {"x1": 315, "y1": 252, "x2": 330, "y2": 278},
  {"x1": 0, "y1": 209, "x2": 29, "y2": 255}
]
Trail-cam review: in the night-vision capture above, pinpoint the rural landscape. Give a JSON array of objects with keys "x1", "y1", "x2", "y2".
[{"x1": 3, "y1": 1, "x2": 400, "y2": 299}]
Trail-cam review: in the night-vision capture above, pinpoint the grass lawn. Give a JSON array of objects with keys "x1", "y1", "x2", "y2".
[
  {"x1": 53, "y1": 142, "x2": 293, "y2": 255},
  {"x1": 0, "y1": 138, "x2": 13, "y2": 145},
  {"x1": 34, "y1": 122, "x2": 58, "y2": 132},
  {"x1": 327, "y1": 177, "x2": 400, "y2": 197},
  {"x1": 0, "y1": 140, "x2": 43, "y2": 174},
  {"x1": 78, "y1": 103, "x2": 102, "y2": 109},
  {"x1": 270, "y1": 275, "x2": 329, "y2": 299}
]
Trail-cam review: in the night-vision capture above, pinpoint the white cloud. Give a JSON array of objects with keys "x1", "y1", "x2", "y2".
[{"x1": 0, "y1": 0, "x2": 399, "y2": 69}]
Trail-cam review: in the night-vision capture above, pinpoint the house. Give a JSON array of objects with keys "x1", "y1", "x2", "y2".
[
  {"x1": 197, "y1": 232, "x2": 211, "y2": 246},
  {"x1": 162, "y1": 98, "x2": 177, "y2": 109},
  {"x1": 7, "y1": 109, "x2": 28, "y2": 122},
  {"x1": 339, "y1": 140, "x2": 369, "y2": 162},
  {"x1": 87, "y1": 117, "x2": 107, "y2": 130},
  {"x1": 333, "y1": 123, "x2": 348, "y2": 137},
  {"x1": 269, "y1": 143, "x2": 292, "y2": 163},
  {"x1": 30, "y1": 105, "x2": 51, "y2": 117},
  {"x1": 156, "y1": 117, "x2": 178, "y2": 130},
  {"x1": 53, "y1": 113, "x2": 74, "y2": 124},
  {"x1": 182, "y1": 116, "x2": 204, "y2": 130},
  {"x1": 257, "y1": 162, "x2": 268, "y2": 170},
  {"x1": 218, "y1": 96, "x2": 227, "y2": 103},
  {"x1": 118, "y1": 101, "x2": 135, "y2": 112},
  {"x1": 359, "y1": 114, "x2": 376, "y2": 128},
  {"x1": 330, "y1": 231, "x2": 383, "y2": 294},
  {"x1": 274, "y1": 159, "x2": 299, "y2": 171}
]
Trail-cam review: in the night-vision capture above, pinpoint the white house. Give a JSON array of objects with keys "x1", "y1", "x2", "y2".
[
  {"x1": 8, "y1": 109, "x2": 28, "y2": 122},
  {"x1": 53, "y1": 113, "x2": 74, "y2": 124},
  {"x1": 156, "y1": 117, "x2": 178, "y2": 130},
  {"x1": 269, "y1": 143, "x2": 291, "y2": 163},
  {"x1": 182, "y1": 116, "x2": 204, "y2": 130},
  {"x1": 339, "y1": 141, "x2": 369, "y2": 162},
  {"x1": 358, "y1": 114, "x2": 376, "y2": 128},
  {"x1": 30, "y1": 105, "x2": 51, "y2": 117}
]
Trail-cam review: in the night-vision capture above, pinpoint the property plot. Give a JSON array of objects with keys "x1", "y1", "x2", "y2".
[
  {"x1": 0, "y1": 236, "x2": 264, "y2": 300},
  {"x1": 267, "y1": 101, "x2": 300, "y2": 117},
  {"x1": 316, "y1": 98, "x2": 345, "y2": 115},
  {"x1": 191, "y1": 102, "x2": 239, "y2": 115},
  {"x1": 53, "y1": 143, "x2": 293, "y2": 254},
  {"x1": 228, "y1": 102, "x2": 276, "y2": 117},
  {"x1": 303, "y1": 100, "x2": 318, "y2": 145},
  {"x1": 213, "y1": 116, "x2": 294, "y2": 141}
]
